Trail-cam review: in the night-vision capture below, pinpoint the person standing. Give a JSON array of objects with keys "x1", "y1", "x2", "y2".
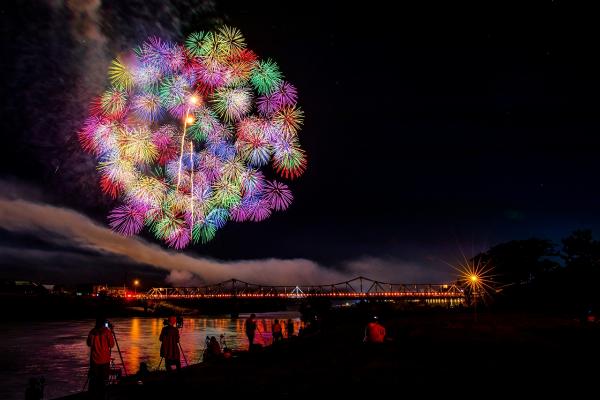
[
  {"x1": 86, "y1": 317, "x2": 115, "y2": 395},
  {"x1": 286, "y1": 319, "x2": 294, "y2": 338},
  {"x1": 245, "y1": 313, "x2": 257, "y2": 349},
  {"x1": 272, "y1": 319, "x2": 283, "y2": 343},
  {"x1": 159, "y1": 316, "x2": 181, "y2": 372}
]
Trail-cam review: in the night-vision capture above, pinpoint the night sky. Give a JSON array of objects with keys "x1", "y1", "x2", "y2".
[{"x1": 2, "y1": 0, "x2": 600, "y2": 286}]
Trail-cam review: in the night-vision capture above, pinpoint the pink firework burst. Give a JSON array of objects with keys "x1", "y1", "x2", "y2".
[
  {"x1": 249, "y1": 198, "x2": 272, "y2": 221},
  {"x1": 272, "y1": 82, "x2": 298, "y2": 107},
  {"x1": 108, "y1": 203, "x2": 146, "y2": 236},
  {"x1": 166, "y1": 226, "x2": 191, "y2": 249},
  {"x1": 166, "y1": 44, "x2": 187, "y2": 72},
  {"x1": 257, "y1": 93, "x2": 282, "y2": 116},
  {"x1": 196, "y1": 60, "x2": 228, "y2": 88},
  {"x1": 263, "y1": 180, "x2": 293, "y2": 211},
  {"x1": 230, "y1": 203, "x2": 251, "y2": 222}
]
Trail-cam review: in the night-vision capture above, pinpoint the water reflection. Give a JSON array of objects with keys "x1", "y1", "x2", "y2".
[{"x1": 0, "y1": 312, "x2": 300, "y2": 400}]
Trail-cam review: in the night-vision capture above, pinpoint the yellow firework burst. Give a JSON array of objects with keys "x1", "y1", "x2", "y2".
[
  {"x1": 108, "y1": 57, "x2": 134, "y2": 91},
  {"x1": 216, "y1": 25, "x2": 246, "y2": 55}
]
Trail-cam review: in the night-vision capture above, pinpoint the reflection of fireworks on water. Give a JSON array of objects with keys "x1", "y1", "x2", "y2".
[{"x1": 78, "y1": 26, "x2": 307, "y2": 248}]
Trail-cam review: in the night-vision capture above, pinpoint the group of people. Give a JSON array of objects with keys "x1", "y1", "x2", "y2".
[
  {"x1": 84, "y1": 313, "x2": 386, "y2": 395},
  {"x1": 202, "y1": 334, "x2": 234, "y2": 362},
  {"x1": 84, "y1": 315, "x2": 182, "y2": 396},
  {"x1": 244, "y1": 314, "x2": 296, "y2": 348}
]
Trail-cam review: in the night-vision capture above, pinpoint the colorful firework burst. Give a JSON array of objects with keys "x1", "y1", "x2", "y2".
[{"x1": 78, "y1": 26, "x2": 307, "y2": 248}]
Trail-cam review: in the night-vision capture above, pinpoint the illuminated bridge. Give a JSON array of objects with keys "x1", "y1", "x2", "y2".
[{"x1": 145, "y1": 276, "x2": 464, "y2": 301}]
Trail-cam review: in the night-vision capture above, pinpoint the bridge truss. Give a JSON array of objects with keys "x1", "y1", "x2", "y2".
[{"x1": 145, "y1": 276, "x2": 464, "y2": 301}]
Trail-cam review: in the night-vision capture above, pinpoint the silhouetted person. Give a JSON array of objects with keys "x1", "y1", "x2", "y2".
[
  {"x1": 245, "y1": 313, "x2": 257, "y2": 349},
  {"x1": 364, "y1": 316, "x2": 386, "y2": 343},
  {"x1": 220, "y1": 334, "x2": 232, "y2": 359},
  {"x1": 203, "y1": 336, "x2": 222, "y2": 362},
  {"x1": 87, "y1": 317, "x2": 115, "y2": 395},
  {"x1": 272, "y1": 319, "x2": 283, "y2": 343},
  {"x1": 159, "y1": 316, "x2": 181, "y2": 372},
  {"x1": 286, "y1": 319, "x2": 294, "y2": 338},
  {"x1": 134, "y1": 362, "x2": 150, "y2": 383}
]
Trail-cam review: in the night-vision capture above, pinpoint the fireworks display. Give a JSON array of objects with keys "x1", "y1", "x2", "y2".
[{"x1": 79, "y1": 26, "x2": 306, "y2": 248}]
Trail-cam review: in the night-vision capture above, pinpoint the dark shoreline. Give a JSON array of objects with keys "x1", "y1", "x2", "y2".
[
  {"x1": 2, "y1": 294, "x2": 297, "y2": 321},
  {"x1": 55, "y1": 306, "x2": 600, "y2": 398}
]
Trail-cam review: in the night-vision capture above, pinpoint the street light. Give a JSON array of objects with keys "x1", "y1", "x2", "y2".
[
  {"x1": 133, "y1": 279, "x2": 140, "y2": 295},
  {"x1": 455, "y1": 259, "x2": 495, "y2": 323}
]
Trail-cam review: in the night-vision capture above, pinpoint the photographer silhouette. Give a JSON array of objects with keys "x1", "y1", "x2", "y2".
[
  {"x1": 159, "y1": 316, "x2": 181, "y2": 372},
  {"x1": 86, "y1": 317, "x2": 114, "y2": 395}
]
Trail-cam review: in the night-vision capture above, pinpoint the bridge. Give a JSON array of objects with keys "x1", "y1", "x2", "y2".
[{"x1": 145, "y1": 276, "x2": 464, "y2": 301}]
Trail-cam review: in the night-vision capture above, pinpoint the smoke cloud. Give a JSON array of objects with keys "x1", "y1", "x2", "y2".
[
  {"x1": 0, "y1": 181, "x2": 452, "y2": 285},
  {"x1": 0, "y1": 196, "x2": 342, "y2": 285}
]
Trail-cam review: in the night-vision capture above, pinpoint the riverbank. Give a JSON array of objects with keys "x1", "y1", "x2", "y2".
[
  {"x1": 59, "y1": 308, "x2": 600, "y2": 398},
  {"x1": 2, "y1": 294, "x2": 295, "y2": 321}
]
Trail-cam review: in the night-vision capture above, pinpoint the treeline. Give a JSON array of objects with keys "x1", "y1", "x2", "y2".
[{"x1": 473, "y1": 229, "x2": 600, "y2": 312}]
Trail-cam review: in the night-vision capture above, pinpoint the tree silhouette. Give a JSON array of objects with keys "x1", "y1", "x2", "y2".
[
  {"x1": 559, "y1": 230, "x2": 600, "y2": 308},
  {"x1": 473, "y1": 238, "x2": 559, "y2": 287},
  {"x1": 561, "y1": 229, "x2": 600, "y2": 271}
]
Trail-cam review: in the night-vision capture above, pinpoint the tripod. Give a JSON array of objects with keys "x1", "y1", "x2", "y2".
[
  {"x1": 111, "y1": 327, "x2": 128, "y2": 376},
  {"x1": 156, "y1": 343, "x2": 188, "y2": 371},
  {"x1": 178, "y1": 342, "x2": 189, "y2": 367}
]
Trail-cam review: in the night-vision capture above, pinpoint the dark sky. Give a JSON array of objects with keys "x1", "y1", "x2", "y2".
[{"x1": 2, "y1": 0, "x2": 600, "y2": 285}]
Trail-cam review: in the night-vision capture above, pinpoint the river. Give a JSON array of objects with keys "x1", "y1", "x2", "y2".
[{"x1": 0, "y1": 312, "x2": 302, "y2": 399}]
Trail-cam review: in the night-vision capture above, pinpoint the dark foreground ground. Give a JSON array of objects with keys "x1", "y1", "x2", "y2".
[{"x1": 61, "y1": 308, "x2": 600, "y2": 399}]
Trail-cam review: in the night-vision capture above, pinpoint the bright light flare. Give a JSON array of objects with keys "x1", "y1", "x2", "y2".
[{"x1": 454, "y1": 257, "x2": 495, "y2": 298}]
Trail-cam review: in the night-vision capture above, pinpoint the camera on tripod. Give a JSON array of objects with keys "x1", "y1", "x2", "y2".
[{"x1": 104, "y1": 320, "x2": 114, "y2": 330}]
